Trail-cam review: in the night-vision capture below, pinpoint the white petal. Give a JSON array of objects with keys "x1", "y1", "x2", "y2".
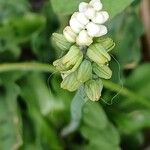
[
  {"x1": 79, "y1": 2, "x2": 88, "y2": 12},
  {"x1": 86, "y1": 22, "x2": 100, "y2": 37},
  {"x1": 92, "y1": 11, "x2": 109, "y2": 24},
  {"x1": 69, "y1": 17, "x2": 84, "y2": 33},
  {"x1": 71, "y1": 12, "x2": 78, "y2": 18},
  {"x1": 89, "y1": 0, "x2": 102, "y2": 11},
  {"x1": 76, "y1": 12, "x2": 89, "y2": 25},
  {"x1": 63, "y1": 26, "x2": 77, "y2": 43},
  {"x1": 84, "y1": 7, "x2": 96, "y2": 19},
  {"x1": 76, "y1": 30, "x2": 93, "y2": 46},
  {"x1": 96, "y1": 25, "x2": 108, "y2": 36}
]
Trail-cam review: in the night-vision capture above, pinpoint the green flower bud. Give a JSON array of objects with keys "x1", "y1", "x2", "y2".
[
  {"x1": 76, "y1": 30, "x2": 93, "y2": 46},
  {"x1": 84, "y1": 79, "x2": 103, "y2": 101},
  {"x1": 53, "y1": 45, "x2": 83, "y2": 74},
  {"x1": 52, "y1": 33, "x2": 72, "y2": 51},
  {"x1": 87, "y1": 43, "x2": 111, "y2": 64},
  {"x1": 95, "y1": 37, "x2": 115, "y2": 52},
  {"x1": 53, "y1": 59, "x2": 68, "y2": 71},
  {"x1": 63, "y1": 26, "x2": 77, "y2": 43},
  {"x1": 77, "y1": 59, "x2": 92, "y2": 83},
  {"x1": 61, "y1": 72, "x2": 81, "y2": 92},
  {"x1": 93, "y1": 63, "x2": 112, "y2": 79}
]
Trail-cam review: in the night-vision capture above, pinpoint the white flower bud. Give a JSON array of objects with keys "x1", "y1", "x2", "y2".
[
  {"x1": 79, "y1": 2, "x2": 88, "y2": 12},
  {"x1": 71, "y1": 12, "x2": 78, "y2": 18},
  {"x1": 92, "y1": 11, "x2": 109, "y2": 24},
  {"x1": 89, "y1": 0, "x2": 103, "y2": 11},
  {"x1": 86, "y1": 22, "x2": 100, "y2": 37},
  {"x1": 84, "y1": 6, "x2": 96, "y2": 19},
  {"x1": 96, "y1": 25, "x2": 108, "y2": 36},
  {"x1": 86, "y1": 22, "x2": 108, "y2": 37},
  {"x1": 63, "y1": 26, "x2": 77, "y2": 43},
  {"x1": 76, "y1": 12, "x2": 89, "y2": 25},
  {"x1": 69, "y1": 17, "x2": 84, "y2": 33},
  {"x1": 76, "y1": 30, "x2": 93, "y2": 46}
]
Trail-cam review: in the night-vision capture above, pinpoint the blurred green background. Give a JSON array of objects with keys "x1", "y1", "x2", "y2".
[{"x1": 0, "y1": 0, "x2": 150, "y2": 149}]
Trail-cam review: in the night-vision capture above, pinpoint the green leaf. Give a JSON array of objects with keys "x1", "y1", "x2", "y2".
[
  {"x1": 0, "y1": 26, "x2": 21, "y2": 59},
  {"x1": 20, "y1": 73, "x2": 64, "y2": 116},
  {"x1": 82, "y1": 101, "x2": 108, "y2": 130},
  {"x1": 109, "y1": 7, "x2": 143, "y2": 66},
  {"x1": 0, "y1": 0, "x2": 29, "y2": 22},
  {"x1": 0, "y1": 81, "x2": 22, "y2": 149},
  {"x1": 0, "y1": 12, "x2": 46, "y2": 59},
  {"x1": 81, "y1": 125, "x2": 120, "y2": 150},
  {"x1": 51, "y1": 0, "x2": 134, "y2": 18},
  {"x1": 20, "y1": 73, "x2": 63, "y2": 149},
  {"x1": 80, "y1": 101, "x2": 120, "y2": 150},
  {"x1": 51, "y1": 0, "x2": 84, "y2": 15},
  {"x1": 10, "y1": 13, "x2": 46, "y2": 42},
  {"x1": 101, "y1": 0, "x2": 135, "y2": 18}
]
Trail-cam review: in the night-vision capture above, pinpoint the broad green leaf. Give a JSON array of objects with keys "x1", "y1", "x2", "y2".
[
  {"x1": 20, "y1": 73, "x2": 63, "y2": 149},
  {"x1": 82, "y1": 101, "x2": 108, "y2": 130},
  {"x1": 81, "y1": 125, "x2": 120, "y2": 150},
  {"x1": 101, "y1": 0, "x2": 135, "y2": 18},
  {"x1": 19, "y1": 73, "x2": 64, "y2": 116},
  {"x1": 51, "y1": 0, "x2": 134, "y2": 18},
  {"x1": 109, "y1": 7, "x2": 143, "y2": 67},
  {"x1": 80, "y1": 101, "x2": 120, "y2": 150},
  {"x1": 0, "y1": 81, "x2": 22, "y2": 149},
  {"x1": 51, "y1": 0, "x2": 85, "y2": 15}
]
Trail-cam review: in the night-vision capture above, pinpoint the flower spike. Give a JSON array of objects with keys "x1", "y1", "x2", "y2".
[{"x1": 52, "y1": 0, "x2": 115, "y2": 101}]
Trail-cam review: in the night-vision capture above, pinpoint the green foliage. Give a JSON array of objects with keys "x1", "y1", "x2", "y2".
[
  {"x1": 109, "y1": 6, "x2": 143, "y2": 67},
  {"x1": 0, "y1": 0, "x2": 29, "y2": 21},
  {"x1": 80, "y1": 101, "x2": 120, "y2": 150},
  {"x1": 0, "y1": 2, "x2": 46, "y2": 61},
  {"x1": 105, "y1": 64, "x2": 150, "y2": 149},
  {"x1": 20, "y1": 74, "x2": 63, "y2": 149},
  {"x1": 51, "y1": 0, "x2": 135, "y2": 18},
  {"x1": 0, "y1": 0, "x2": 150, "y2": 149},
  {"x1": 0, "y1": 78, "x2": 22, "y2": 149}
]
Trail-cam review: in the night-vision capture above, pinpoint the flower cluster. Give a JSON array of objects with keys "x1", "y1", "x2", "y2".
[
  {"x1": 63, "y1": 0, "x2": 109, "y2": 46},
  {"x1": 52, "y1": 0, "x2": 115, "y2": 101}
]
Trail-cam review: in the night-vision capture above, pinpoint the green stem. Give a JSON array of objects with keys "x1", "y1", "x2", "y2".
[
  {"x1": 103, "y1": 80, "x2": 150, "y2": 108},
  {"x1": 0, "y1": 62, "x2": 56, "y2": 73},
  {"x1": 0, "y1": 62, "x2": 150, "y2": 108},
  {"x1": 61, "y1": 87, "x2": 88, "y2": 137}
]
